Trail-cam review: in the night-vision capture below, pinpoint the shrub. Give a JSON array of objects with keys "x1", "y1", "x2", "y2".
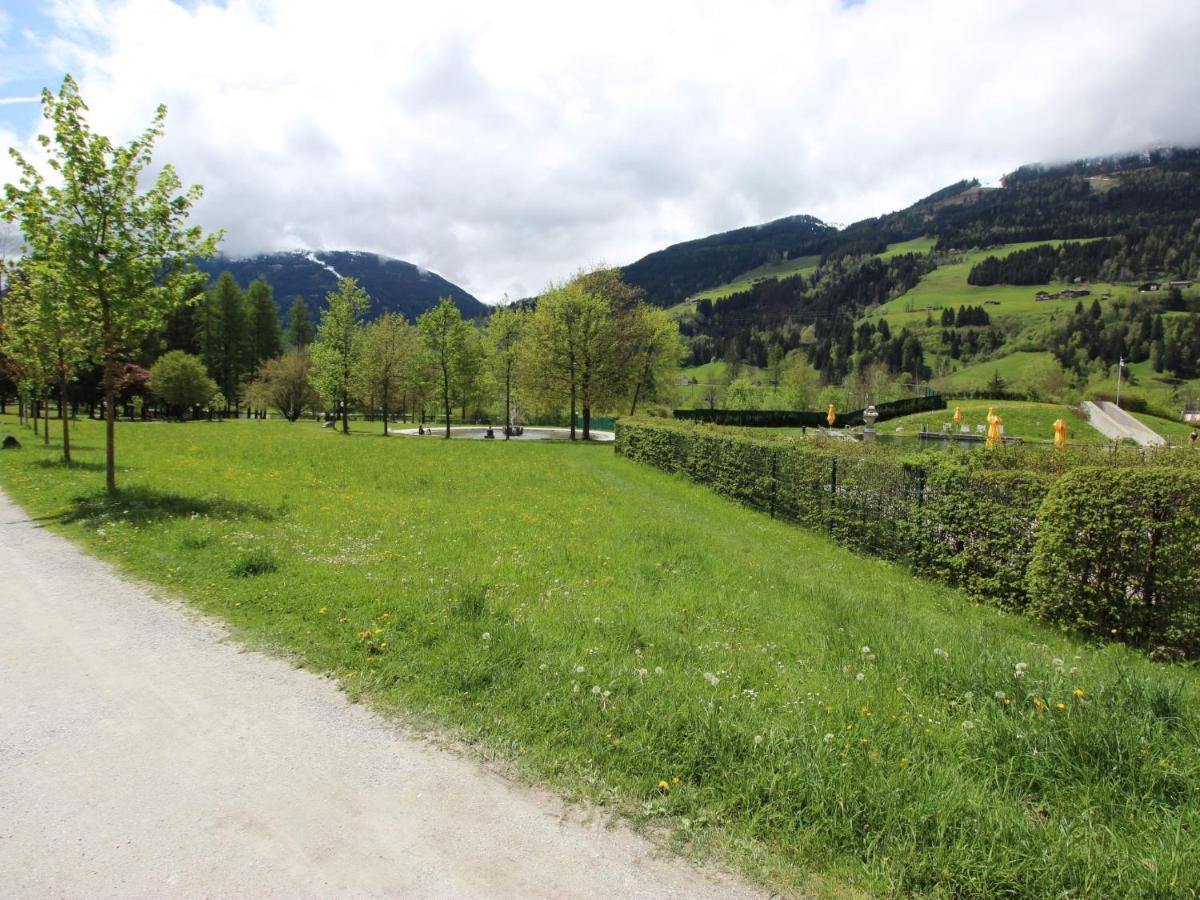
[
  {"x1": 1026, "y1": 468, "x2": 1200, "y2": 658},
  {"x1": 913, "y1": 464, "x2": 1053, "y2": 608}
]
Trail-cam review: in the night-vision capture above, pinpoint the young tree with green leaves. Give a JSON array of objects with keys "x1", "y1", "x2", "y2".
[
  {"x1": 286, "y1": 297, "x2": 315, "y2": 349},
  {"x1": 417, "y1": 297, "x2": 472, "y2": 438},
  {"x1": 520, "y1": 268, "x2": 635, "y2": 440},
  {"x1": 247, "y1": 348, "x2": 318, "y2": 422},
  {"x1": 0, "y1": 260, "x2": 92, "y2": 461},
  {"x1": 626, "y1": 305, "x2": 683, "y2": 415},
  {"x1": 485, "y1": 303, "x2": 524, "y2": 438},
  {"x1": 357, "y1": 312, "x2": 420, "y2": 435},
  {"x1": 148, "y1": 350, "x2": 217, "y2": 419},
  {"x1": 311, "y1": 278, "x2": 369, "y2": 433},
  {"x1": 2, "y1": 75, "x2": 220, "y2": 490}
]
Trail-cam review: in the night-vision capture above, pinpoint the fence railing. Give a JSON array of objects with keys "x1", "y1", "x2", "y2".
[{"x1": 616, "y1": 418, "x2": 1200, "y2": 659}]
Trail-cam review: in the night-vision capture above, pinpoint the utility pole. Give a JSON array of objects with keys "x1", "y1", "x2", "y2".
[{"x1": 1115, "y1": 355, "x2": 1125, "y2": 408}]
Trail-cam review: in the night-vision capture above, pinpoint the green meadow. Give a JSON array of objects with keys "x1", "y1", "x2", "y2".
[
  {"x1": 1, "y1": 416, "x2": 1198, "y2": 897},
  {"x1": 691, "y1": 255, "x2": 821, "y2": 304},
  {"x1": 862, "y1": 241, "x2": 1131, "y2": 332}
]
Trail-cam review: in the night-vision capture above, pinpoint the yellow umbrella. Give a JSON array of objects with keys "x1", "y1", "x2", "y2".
[
  {"x1": 1053, "y1": 418, "x2": 1067, "y2": 450},
  {"x1": 826, "y1": 403, "x2": 837, "y2": 427},
  {"x1": 953, "y1": 407, "x2": 963, "y2": 425},
  {"x1": 986, "y1": 407, "x2": 1003, "y2": 448}
]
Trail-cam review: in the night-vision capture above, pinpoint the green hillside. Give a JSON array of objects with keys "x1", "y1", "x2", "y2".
[{"x1": 692, "y1": 255, "x2": 820, "y2": 303}]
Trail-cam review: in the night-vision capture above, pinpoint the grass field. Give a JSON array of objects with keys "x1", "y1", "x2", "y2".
[
  {"x1": 691, "y1": 255, "x2": 821, "y2": 303},
  {"x1": 931, "y1": 350, "x2": 1065, "y2": 394},
  {"x1": 861, "y1": 240, "x2": 1131, "y2": 333},
  {"x1": 1, "y1": 416, "x2": 1198, "y2": 896},
  {"x1": 877, "y1": 236, "x2": 937, "y2": 260}
]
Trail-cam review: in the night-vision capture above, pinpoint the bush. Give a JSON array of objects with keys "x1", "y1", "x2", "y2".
[
  {"x1": 148, "y1": 350, "x2": 218, "y2": 419},
  {"x1": 1026, "y1": 468, "x2": 1200, "y2": 658}
]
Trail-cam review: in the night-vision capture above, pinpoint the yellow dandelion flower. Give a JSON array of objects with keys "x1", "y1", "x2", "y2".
[
  {"x1": 1073, "y1": 688, "x2": 1085, "y2": 698},
  {"x1": 672, "y1": 775, "x2": 681, "y2": 784},
  {"x1": 318, "y1": 607, "x2": 327, "y2": 615},
  {"x1": 1056, "y1": 702, "x2": 1066, "y2": 710},
  {"x1": 658, "y1": 780, "x2": 670, "y2": 791}
]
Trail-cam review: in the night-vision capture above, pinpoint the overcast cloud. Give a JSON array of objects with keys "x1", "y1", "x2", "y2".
[{"x1": 3, "y1": 0, "x2": 1200, "y2": 301}]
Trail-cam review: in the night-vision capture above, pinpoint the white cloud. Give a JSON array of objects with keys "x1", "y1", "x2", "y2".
[{"x1": 5, "y1": 0, "x2": 1200, "y2": 301}]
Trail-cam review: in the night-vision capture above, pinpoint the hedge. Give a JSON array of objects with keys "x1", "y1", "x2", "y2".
[
  {"x1": 616, "y1": 418, "x2": 1199, "y2": 657},
  {"x1": 1026, "y1": 468, "x2": 1200, "y2": 659},
  {"x1": 673, "y1": 394, "x2": 946, "y2": 428}
]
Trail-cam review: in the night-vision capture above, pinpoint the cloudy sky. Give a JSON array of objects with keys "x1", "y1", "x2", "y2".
[{"x1": 3, "y1": 0, "x2": 1199, "y2": 302}]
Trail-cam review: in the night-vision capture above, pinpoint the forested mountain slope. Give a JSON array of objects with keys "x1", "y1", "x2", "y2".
[{"x1": 196, "y1": 250, "x2": 486, "y2": 322}]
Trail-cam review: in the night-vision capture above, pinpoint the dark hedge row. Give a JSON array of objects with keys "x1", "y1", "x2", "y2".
[
  {"x1": 673, "y1": 394, "x2": 946, "y2": 428},
  {"x1": 616, "y1": 418, "x2": 1199, "y2": 659}
]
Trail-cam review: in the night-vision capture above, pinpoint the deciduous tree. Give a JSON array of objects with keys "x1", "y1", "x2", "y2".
[
  {"x1": 2, "y1": 75, "x2": 219, "y2": 490},
  {"x1": 311, "y1": 278, "x2": 368, "y2": 433},
  {"x1": 417, "y1": 297, "x2": 472, "y2": 438}
]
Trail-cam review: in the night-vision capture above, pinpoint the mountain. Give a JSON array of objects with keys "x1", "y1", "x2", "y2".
[
  {"x1": 623, "y1": 147, "x2": 1200, "y2": 310},
  {"x1": 621, "y1": 214, "x2": 836, "y2": 306},
  {"x1": 196, "y1": 250, "x2": 487, "y2": 321}
]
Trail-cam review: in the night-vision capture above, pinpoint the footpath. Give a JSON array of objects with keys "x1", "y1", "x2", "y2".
[{"x1": 0, "y1": 489, "x2": 756, "y2": 899}]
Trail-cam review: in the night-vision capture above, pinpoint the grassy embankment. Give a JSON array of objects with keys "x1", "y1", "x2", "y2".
[
  {"x1": 1, "y1": 416, "x2": 1197, "y2": 897},
  {"x1": 879, "y1": 401, "x2": 1106, "y2": 446}
]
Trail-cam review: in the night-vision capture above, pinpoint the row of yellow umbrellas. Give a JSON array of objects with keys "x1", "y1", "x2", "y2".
[{"x1": 823, "y1": 403, "x2": 1068, "y2": 449}]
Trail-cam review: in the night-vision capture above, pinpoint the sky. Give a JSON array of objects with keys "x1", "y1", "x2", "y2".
[{"x1": 2, "y1": 0, "x2": 1200, "y2": 302}]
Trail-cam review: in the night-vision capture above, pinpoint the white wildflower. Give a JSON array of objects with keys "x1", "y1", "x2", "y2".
[
  {"x1": 754, "y1": 735, "x2": 764, "y2": 746},
  {"x1": 592, "y1": 685, "x2": 601, "y2": 695},
  {"x1": 575, "y1": 665, "x2": 585, "y2": 673},
  {"x1": 654, "y1": 666, "x2": 664, "y2": 675},
  {"x1": 856, "y1": 672, "x2": 865, "y2": 682},
  {"x1": 933, "y1": 647, "x2": 948, "y2": 658},
  {"x1": 861, "y1": 646, "x2": 871, "y2": 655},
  {"x1": 961, "y1": 720, "x2": 975, "y2": 730},
  {"x1": 481, "y1": 632, "x2": 491, "y2": 641},
  {"x1": 823, "y1": 733, "x2": 835, "y2": 743},
  {"x1": 994, "y1": 691, "x2": 1007, "y2": 700},
  {"x1": 704, "y1": 672, "x2": 720, "y2": 687}
]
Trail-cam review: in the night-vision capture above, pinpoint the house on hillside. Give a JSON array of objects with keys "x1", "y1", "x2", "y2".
[
  {"x1": 1061, "y1": 289, "x2": 1091, "y2": 298},
  {"x1": 1169, "y1": 280, "x2": 1193, "y2": 290},
  {"x1": 1139, "y1": 282, "x2": 1162, "y2": 292}
]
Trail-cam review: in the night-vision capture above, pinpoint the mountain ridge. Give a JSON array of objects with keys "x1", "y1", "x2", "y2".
[{"x1": 195, "y1": 249, "x2": 486, "y2": 322}]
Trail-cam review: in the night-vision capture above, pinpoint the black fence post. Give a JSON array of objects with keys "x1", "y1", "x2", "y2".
[
  {"x1": 829, "y1": 456, "x2": 837, "y2": 535},
  {"x1": 770, "y1": 449, "x2": 778, "y2": 519}
]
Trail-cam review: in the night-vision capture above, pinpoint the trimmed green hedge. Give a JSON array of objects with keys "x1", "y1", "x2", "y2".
[
  {"x1": 1027, "y1": 468, "x2": 1200, "y2": 659},
  {"x1": 673, "y1": 395, "x2": 946, "y2": 428},
  {"x1": 616, "y1": 418, "x2": 1199, "y2": 657}
]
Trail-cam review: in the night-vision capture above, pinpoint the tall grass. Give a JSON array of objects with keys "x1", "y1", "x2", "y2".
[{"x1": 1, "y1": 415, "x2": 1196, "y2": 897}]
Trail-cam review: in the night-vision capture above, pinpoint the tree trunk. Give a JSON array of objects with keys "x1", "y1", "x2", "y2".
[
  {"x1": 105, "y1": 378, "x2": 117, "y2": 492},
  {"x1": 43, "y1": 390, "x2": 51, "y2": 445},
  {"x1": 341, "y1": 394, "x2": 350, "y2": 433},
  {"x1": 60, "y1": 377, "x2": 72, "y2": 464},
  {"x1": 582, "y1": 404, "x2": 591, "y2": 441},
  {"x1": 443, "y1": 362, "x2": 452, "y2": 439},
  {"x1": 569, "y1": 382, "x2": 577, "y2": 441},
  {"x1": 32, "y1": 398, "x2": 39, "y2": 435},
  {"x1": 504, "y1": 368, "x2": 511, "y2": 440},
  {"x1": 382, "y1": 383, "x2": 389, "y2": 436}
]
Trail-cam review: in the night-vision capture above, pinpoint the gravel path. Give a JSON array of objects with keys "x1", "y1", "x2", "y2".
[{"x1": 0, "y1": 489, "x2": 759, "y2": 899}]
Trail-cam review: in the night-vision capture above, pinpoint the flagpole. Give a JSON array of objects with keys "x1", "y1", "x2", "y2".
[{"x1": 1116, "y1": 356, "x2": 1124, "y2": 409}]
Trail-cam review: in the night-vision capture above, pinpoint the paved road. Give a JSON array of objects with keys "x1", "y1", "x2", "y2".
[{"x1": 0, "y1": 490, "x2": 757, "y2": 899}]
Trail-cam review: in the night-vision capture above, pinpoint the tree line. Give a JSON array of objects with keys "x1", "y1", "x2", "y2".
[{"x1": 1, "y1": 77, "x2": 684, "y2": 492}]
